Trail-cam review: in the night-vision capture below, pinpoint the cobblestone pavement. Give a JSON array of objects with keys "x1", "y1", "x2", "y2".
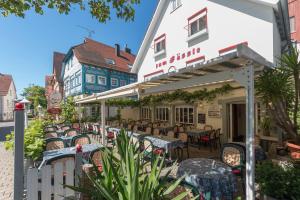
[{"x1": 0, "y1": 142, "x2": 14, "y2": 200}]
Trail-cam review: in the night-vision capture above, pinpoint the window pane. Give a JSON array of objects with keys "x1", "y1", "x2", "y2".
[
  {"x1": 198, "y1": 16, "x2": 207, "y2": 31},
  {"x1": 190, "y1": 21, "x2": 198, "y2": 35}
]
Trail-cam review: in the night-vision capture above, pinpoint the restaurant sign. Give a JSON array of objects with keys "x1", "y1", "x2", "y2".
[{"x1": 155, "y1": 46, "x2": 202, "y2": 69}]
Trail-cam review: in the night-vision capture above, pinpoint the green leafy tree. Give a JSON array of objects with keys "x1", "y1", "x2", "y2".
[
  {"x1": 256, "y1": 47, "x2": 300, "y2": 142},
  {"x1": 61, "y1": 96, "x2": 78, "y2": 123},
  {"x1": 0, "y1": 0, "x2": 141, "y2": 23},
  {"x1": 21, "y1": 84, "x2": 47, "y2": 114}
]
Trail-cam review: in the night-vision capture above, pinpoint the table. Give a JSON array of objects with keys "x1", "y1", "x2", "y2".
[
  {"x1": 144, "y1": 135, "x2": 184, "y2": 159},
  {"x1": 39, "y1": 144, "x2": 102, "y2": 169},
  {"x1": 186, "y1": 130, "x2": 209, "y2": 137},
  {"x1": 177, "y1": 158, "x2": 236, "y2": 200}
]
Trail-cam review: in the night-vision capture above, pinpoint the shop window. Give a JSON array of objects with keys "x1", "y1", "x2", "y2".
[
  {"x1": 155, "y1": 107, "x2": 169, "y2": 121},
  {"x1": 111, "y1": 78, "x2": 118, "y2": 86},
  {"x1": 86, "y1": 74, "x2": 95, "y2": 84},
  {"x1": 175, "y1": 106, "x2": 194, "y2": 124},
  {"x1": 120, "y1": 80, "x2": 126, "y2": 86},
  {"x1": 98, "y1": 76, "x2": 107, "y2": 85},
  {"x1": 141, "y1": 107, "x2": 152, "y2": 120}
]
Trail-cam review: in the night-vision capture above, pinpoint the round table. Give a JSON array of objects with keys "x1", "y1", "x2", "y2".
[{"x1": 177, "y1": 158, "x2": 237, "y2": 200}]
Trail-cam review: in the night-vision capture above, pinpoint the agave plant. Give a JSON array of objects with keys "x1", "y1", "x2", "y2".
[{"x1": 67, "y1": 129, "x2": 197, "y2": 200}]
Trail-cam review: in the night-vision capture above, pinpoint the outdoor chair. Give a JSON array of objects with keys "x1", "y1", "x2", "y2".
[
  {"x1": 203, "y1": 125, "x2": 213, "y2": 130},
  {"x1": 61, "y1": 125, "x2": 71, "y2": 131},
  {"x1": 106, "y1": 131, "x2": 116, "y2": 147},
  {"x1": 71, "y1": 135, "x2": 91, "y2": 146},
  {"x1": 221, "y1": 143, "x2": 246, "y2": 192},
  {"x1": 143, "y1": 138, "x2": 165, "y2": 162},
  {"x1": 45, "y1": 132, "x2": 58, "y2": 139},
  {"x1": 167, "y1": 130, "x2": 175, "y2": 138},
  {"x1": 89, "y1": 148, "x2": 103, "y2": 172},
  {"x1": 214, "y1": 128, "x2": 222, "y2": 148},
  {"x1": 72, "y1": 123, "x2": 81, "y2": 131},
  {"x1": 45, "y1": 138, "x2": 65, "y2": 151},
  {"x1": 178, "y1": 126, "x2": 184, "y2": 133},
  {"x1": 44, "y1": 126, "x2": 57, "y2": 132},
  {"x1": 132, "y1": 125, "x2": 138, "y2": 132},
  {"x1": 130, "y1": 136, "x2": 140, "y2": 149},
  {"x1": 153, "y1": 128, "x2": 160, "y2": 136},
  {"x1": 177, "y1": 132, "x2": 190, "y2": 159},
  {"x1": 165, "y1": 178, "x2": 199, "y2": 200},
  {"x1": 145, "y1": 127, "x2": 152, "y2": 134},
  {"x1": 65, "y1": 128, "x2": 79, "y2": 137},
  {"x1": 199, "y1": 130, "x2": 216, "y2": 151}
]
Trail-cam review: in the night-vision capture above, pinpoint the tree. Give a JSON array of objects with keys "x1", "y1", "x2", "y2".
[
  {"x1": 60, "y1": 96, "x2": 77, "y2": 123},
  {"x1": 21, "y1": 84, "x2": 47, "y2": 113},
  {"x1": 256, "y1": 47, "x2": 300, "y2": 143},
  {"x1": 0, "y1": 0, "x2": 141, "y2": 23}
]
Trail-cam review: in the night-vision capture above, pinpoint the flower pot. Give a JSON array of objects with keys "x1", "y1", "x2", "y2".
[{"x1": 286, "y1": 142, "x2": 300, "y2": 160}]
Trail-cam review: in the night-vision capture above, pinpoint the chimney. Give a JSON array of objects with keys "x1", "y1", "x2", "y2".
[
  {"x1": 124, "y1": 44, "x2": 132, "y2": 54},
  {"x1": 115, "y1": 44, "x2": 120, "y2": 57}
]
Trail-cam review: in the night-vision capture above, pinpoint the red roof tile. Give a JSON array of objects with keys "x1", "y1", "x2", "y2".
[
  {"x1": 0, "y1": 73, "x2": 13, "y2": 96},
  {"x1": 73, "y1": 38, "x2": 135, "y2": 73},
  {"x1": 52, "y1": 52, "x2": 65, "y2": 82}
]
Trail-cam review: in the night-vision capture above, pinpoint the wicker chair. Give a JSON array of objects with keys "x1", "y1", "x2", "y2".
[
  {"x1": 221, "y1": 143, "x2": 245, "y2": 191},
  {"x1": 153, "y1": 128, "x2": 160, "y2": 136},
  {"x1": 45, "y1": 138, "x2": 65, "y2": 151},
  {"x1": 45, "y1": 132, "x2": 58, "y2": 139},
  {"x1": 145, "y1": 127, "x2": 152, "y2": 134},
  {"x1": 89, "y1": 149, "x2": 103, "y2": 172},
  {"x1": 71, "y1": 135, "x2": 91, "y2": 146},
  {"x1": 44, "y1": 126, "x2": 57, "y2": 132},
  {"x1": 65, "y1": 128, "x2": 79, "y2": 137},
  {"x1": 177, "y1": 132, "x2": 189, "y2": 159},
  {"x1": 199, "y1": 130, "x2": 216, "y2": 151},
  {"x1": 167, "y1": 131, "x2": 175, "y2": 138}
]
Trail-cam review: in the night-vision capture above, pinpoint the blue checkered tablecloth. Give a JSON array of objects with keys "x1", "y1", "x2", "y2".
[{"x1": 144, "y1": 135, "x2": 184, "y2": 153}]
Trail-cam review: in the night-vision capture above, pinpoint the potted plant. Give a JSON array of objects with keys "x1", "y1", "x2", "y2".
[
  {"x1": 256, "y1": 161, "x2": 300, "y2": 200},
  {"x1": 286, "y1": 142, "x2": 300, "y2": 160}
]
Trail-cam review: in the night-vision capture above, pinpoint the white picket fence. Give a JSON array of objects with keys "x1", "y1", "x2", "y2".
[{"x1": 26, "y1": 160, "x2": 75, "y2": 200}]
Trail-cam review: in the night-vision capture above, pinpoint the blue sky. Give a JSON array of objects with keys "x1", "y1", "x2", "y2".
[{"x1": 0, "y1": 1, "x2": 157, "y2": 96}]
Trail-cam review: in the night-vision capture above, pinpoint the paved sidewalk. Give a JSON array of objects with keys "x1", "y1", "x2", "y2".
[{"x1": 0, "y1": 142, "x2": 14, "y2": 200}]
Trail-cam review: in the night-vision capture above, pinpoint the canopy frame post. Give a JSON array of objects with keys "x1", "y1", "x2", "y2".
[
  {"x1": 101, "y1": 100, "x2": 106, "y2": 145},
  {"x1": 233, "y1": 64, "x2": 255, "y2": 200}
]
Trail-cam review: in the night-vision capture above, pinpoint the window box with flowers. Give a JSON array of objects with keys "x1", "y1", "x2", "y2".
[{"x1": 186, "y1": 8, "x2": 208, "y2": 43}]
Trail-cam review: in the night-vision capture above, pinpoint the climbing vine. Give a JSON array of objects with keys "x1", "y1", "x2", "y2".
[{"x1": 106, "y1": 84, "x2": 234, "y2": 107}]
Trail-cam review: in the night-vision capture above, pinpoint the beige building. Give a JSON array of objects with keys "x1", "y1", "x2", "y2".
[{"x1": 0, "y1": 73, "x2": 17, "y2": 121}]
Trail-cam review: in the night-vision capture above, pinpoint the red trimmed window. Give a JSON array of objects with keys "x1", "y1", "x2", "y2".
[
  {"x1": 187, "y1": 8, "x2": 208, "y2": 37},
  {"x1": 154, "y1": 34, "x2": 166, "y2": 53}
]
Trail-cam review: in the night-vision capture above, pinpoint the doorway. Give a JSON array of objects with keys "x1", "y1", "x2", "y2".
[{"x1": 231, "y1": 104, "x2": 246, "y2": 142}]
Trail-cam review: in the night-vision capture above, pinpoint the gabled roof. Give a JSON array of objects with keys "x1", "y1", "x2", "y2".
[
  {"x1": 69, "y1": 38, "x2": 136, "y2": 73},
  {"x1": 53, "y1": 52, "x2": 65, "y2": 83},
  {"x1": 0, "y1": 73, "x2": 13, "y2": 96},
  {"x1": 131, "y1": 0, "x2": 285, "y2": 74}
]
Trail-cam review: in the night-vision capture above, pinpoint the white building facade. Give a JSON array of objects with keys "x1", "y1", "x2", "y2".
[{"x1": 0, "y1": 74, "x2": 17, "y2": 121}]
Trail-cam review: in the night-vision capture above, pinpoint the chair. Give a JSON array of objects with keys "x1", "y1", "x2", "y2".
[
  {"x1": 221, "y1": 143, "x2": 245, "y2": 191},
  {"x1": 165, "y1": 178, "x2": 199, "y2": 199},
  {"x1": 199, "y1": 130, "x2": 216, "y2": 151},
  {"x1": 177, "y1": 132, "x2": 189, "y2": 159},
  {"x1": 72, "y1": 123, "x2": 81, "y2": 131},
  {"x1": 145, "y1": 127, "x2": 152, "y2": 134},
  {"x1": 203, "y1": 125, "x2": 213, "y2": 130},
  {"x1": 130, "y1": 136, "x2": 140, "y2": 149},
  {"x1": 89, "y1": 149, "x2": 103, "y2": 172},
  {"x1": 167, "y1": 131, "x2": 175, "y2": 138},
  {"x1": 65, "y1": 128, "x2": 79, "y2": 137},
  {"x1": 132, "y1": 125, "x2": 138, "y2": 132},
  {"x1": 61, "y1": 125, "x2": 71, "y2": 131},
  {"x1": 178, "y1": 126, "x2": 184, "y2": 133},
  {"x1": 45, "y1": 132, "x2": 58, "y2": 139},
  {"x1": 214, "y1": 128, "x2": 222, "y2": 148},
  {"x1": 44, "y1": 126, "x2": 57, "y2": 132},
  {"x1": 71, "y1": 135, "x2": 91, "y2": 146},
  {"x1": 143, "y1": 138, "x2": 165, "y2": 160},
  {"x1": 153, "y1": 128, "x2": 160, "y2": 136},
  {"x1": 46, "y1": 138, "x2": 65, "y2": 151}
]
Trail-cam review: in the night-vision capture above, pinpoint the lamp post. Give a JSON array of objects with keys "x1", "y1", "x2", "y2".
[
  {"x1": 37, "y1": 104, "x2": 42, "y2": 119},
  {"x1": 20, "y1": 98, "x2": 30, "y2": 128}
]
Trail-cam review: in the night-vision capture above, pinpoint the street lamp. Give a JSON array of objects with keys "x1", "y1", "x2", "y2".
[
  {"x1": 37, "y1": 104, "x2": 42, "y2": 119},
  {"x1": 20, "y1": 98, "x2": 30, "y2": 128}
]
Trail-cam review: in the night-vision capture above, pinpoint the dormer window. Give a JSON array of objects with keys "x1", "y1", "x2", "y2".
[
  {"x1": 105, "y1": 58, "x2": 116, "y2": 65},
  {"x1": 154, "y1": 34, "x2": 166, "y2": 57},
  {"x1": 187, "y1": 8, "x2": 208, "y2": 42}
]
